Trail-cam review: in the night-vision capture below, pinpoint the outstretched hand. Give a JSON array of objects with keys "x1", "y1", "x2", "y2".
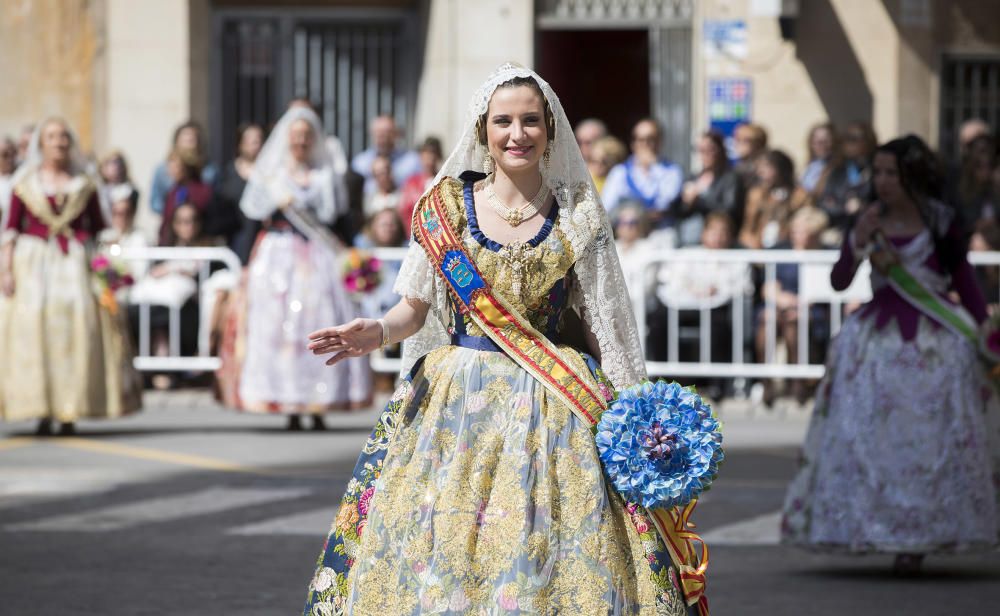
[{"x1": 307, "y1": 318, "x2": 382, "y2": 366}]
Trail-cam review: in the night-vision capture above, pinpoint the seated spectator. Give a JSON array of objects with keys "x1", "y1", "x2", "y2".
[
  {"x1": 970, "y1": 219, "x2": 1000, "y2": 307},
  {"x1": 159, "y1": 149, "x2": 213, "y2": 246},
  {"x1": 149, "y1": 121, "x2": 217, "y2": 215},
  {"x1": 733, "y1": 122, "x2": 768, "y2": 189},
  {"x1": 398, "y1": 137, "x2": 443, "y2": 236},
  {"x1": 668, "y1": 131, "x2": 745, "y2": 246},
  {"x1": 575, "y1": 118, "x2": 607, "y2": 165},
  {"x1": 739, "y1": 149, "x2": 810, "y2": 249},
  {"x1": 353, "y1": 208, "x2": 408, "y2": 366},
  {"x1": 959, "y1": 118, "x2": 991, "y2": 156},
  {"x1": 951, "y1": 133, "x2": 997, "y2": 230},
  {"x1": 802, "y1": 122, "x2": 851, "y2": 228},
  {"x1": 363, "y1": 155, "x2": 401, "y2": 217},
  {"x1": 602, "y1": 118, "x2": 683, "y2": 223},
  {"x1": 840, "y1": 122, "x2": 878, "y2": 221},
  {"x1": 351, "y1": 115, "x2": 421, "y2": 196},
  {"x1": 590, "y1": 135, "x2": 627, "y2": 194},
  {"x1": 205, "y1": 123, "x2": 265, "y2": 263},
  {"x1": 354, "y1": 208, "x2": 407, "y2": 315},
  {"x1": 754, "y1": 206, "x2": 831, "y2": 405},
  {"x1": 98, "y1": 184, "x2": 150, "y2": 283},
  {"x1": 130, "y1": 203, "x2": 207, "y2": 389},
  {"x1": 613, "y1": 201, "x2": 659, "y2": 307},
  {"x1": 98, "y1": 150, "x2": 139, "y2": 223},
  {"x1": 648, "y1": 212, "x2": 750, "y2": 365}
]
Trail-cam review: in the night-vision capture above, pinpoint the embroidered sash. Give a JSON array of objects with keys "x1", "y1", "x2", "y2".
[{"x1": 412, "y1": 183, "x2": 608, "y2": 426}]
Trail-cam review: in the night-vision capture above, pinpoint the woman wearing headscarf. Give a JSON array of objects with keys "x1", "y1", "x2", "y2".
[
  {"x1": 782, "y1": 135, "x2": 1000, "y2": 573},
  {"x1": 220, "y1": 106, "x2": 371, "y2": 429},
  {"x1": 0, "y1": 118, "x2": 141, "y2": 435},
  {"x1": 302, "y1": 65, "x2": 702, "y2": 615}
]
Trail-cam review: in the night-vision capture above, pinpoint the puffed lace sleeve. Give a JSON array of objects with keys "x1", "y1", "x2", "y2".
[
  {"x1": 393, "y1": 241, "x2": 437, "y2": 304},
  {"x1": 394, "y1": 241, "x2": 452, "y2": 377}
]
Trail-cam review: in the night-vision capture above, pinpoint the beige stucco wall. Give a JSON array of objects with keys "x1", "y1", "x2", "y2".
[
  {"x1": 694, "y1": 0, "x2": 902, "y2": 170},
  {"x1": 0, "y1": 0, "x2": 105, "y2": 152},
  {"x1": 413, "y1": 0, "x2": 534, "y2": 151},
  {"x1": 693, "y1": 0, "x2": 1000, "y2": 168},
  {"x1": 105, "y1": 0, "x2": 194, "y2": 231}
]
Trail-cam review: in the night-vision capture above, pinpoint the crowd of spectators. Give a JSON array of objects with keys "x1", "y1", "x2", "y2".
[
  {"x1": 591, "y1": 115, "x2": 1000, "y2": 401},
  {"x1": 0, "y1": 108, "x2": 421, "y2": 390},
  {"x1": 3, "y1": 108, "x2": 999, "y2": 402}
]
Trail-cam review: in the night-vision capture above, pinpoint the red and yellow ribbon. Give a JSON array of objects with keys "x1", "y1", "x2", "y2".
[{"x1": 650, "y1": 500, "x2": 710, "y2": 614}]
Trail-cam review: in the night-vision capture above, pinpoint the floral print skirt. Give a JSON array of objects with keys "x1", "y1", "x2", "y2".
[
  {"x1": 782, "y1": 314, "x2": 1000, "y2": 553},
  {"x1": 304, "y1": 345, "x2": 691, "y2": 615}
]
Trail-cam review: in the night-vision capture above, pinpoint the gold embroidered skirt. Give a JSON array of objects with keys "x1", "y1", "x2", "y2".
[
  {"x1": 305, "y1": 345, "x2": 690, "y2": 615},
  {"x1": 0, "y1": 236, "x2": 141, "y2": 422}
]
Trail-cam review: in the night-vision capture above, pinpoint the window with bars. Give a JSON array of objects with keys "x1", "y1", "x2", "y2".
[
  {"x1": 218, "y1": 18, "x2": 279, "y2": 162},
  {"x1": 292, "y1": 23, "x2": 407, "y2": 160},
  {"x1": 940, "y1": 55, "x2": 1000, "y2": 161},
  {"x1": 213, "y1": 10, "x2": 415, "y2": 164}
]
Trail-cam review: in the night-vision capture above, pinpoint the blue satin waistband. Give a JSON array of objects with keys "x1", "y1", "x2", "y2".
[
  {"x1": 450, "y1": 334, "x2": 501, "y2": 352},
  {"x1": 450, "y1": 332, "x2": 562, "y2": 353}
]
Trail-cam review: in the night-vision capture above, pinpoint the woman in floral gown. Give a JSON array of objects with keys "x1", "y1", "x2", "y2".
[
  {"x1": 219, "y1": 107, "x2": 371, "y2": 429},
  {"x1": 302, "y1": 65, "x2": 697, "y2": 615},
  {"x1": 782, "y1": 135, "x2": 1000, "y2": 573}
]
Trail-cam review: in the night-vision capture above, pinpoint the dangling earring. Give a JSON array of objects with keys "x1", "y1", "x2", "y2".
[
  {"x1": 542, "y1": 143, "x2": 552, "y2": 167},
  {"x1": 483, "y1": 154, "x2": 495, "y2": 175}
]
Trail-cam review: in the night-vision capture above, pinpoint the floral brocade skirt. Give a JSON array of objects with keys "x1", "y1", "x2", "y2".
[
  {"x1": 304, "y1": 344, "x2": 691, "y2": 616},
  {"x1": 234, "y1": 230, "x2": 371, "y2": 413},
  {"x1": 782, "y1": 314, "x2": 1000, "y2": 553}
]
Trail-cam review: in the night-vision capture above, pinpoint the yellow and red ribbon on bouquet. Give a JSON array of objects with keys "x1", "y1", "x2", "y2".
[{"x1": 650, "y1": 500, "x2": 710, "y2": 614}]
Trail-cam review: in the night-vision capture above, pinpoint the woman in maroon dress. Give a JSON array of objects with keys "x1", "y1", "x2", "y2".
[{"x1": 0, "y1": 118, "x2": 141, "y2": 434}]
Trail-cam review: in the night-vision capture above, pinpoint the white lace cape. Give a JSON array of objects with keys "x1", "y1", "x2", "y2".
[
  {"x1": 392, "y1": 64, "x2": 646, "y2": 390},
  {"x1": 240, "y1": 106, "x2": 344, "y2": 224}
]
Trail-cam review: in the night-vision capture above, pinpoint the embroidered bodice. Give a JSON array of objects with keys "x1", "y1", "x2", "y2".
[
  {"x1": 2, "y1": 174, "x2": 103, "y2": 253},
  {"x1": 832, "y1": 230, "x2": 988, "y2": 340},
  {"x1": 446, "y1": 174, "x2": 576, "y2": 341}
]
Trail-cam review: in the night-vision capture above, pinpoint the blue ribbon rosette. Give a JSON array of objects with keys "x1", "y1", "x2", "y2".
[{"x1": 595, "y1": 380, "x2": 724, "y2": 511}]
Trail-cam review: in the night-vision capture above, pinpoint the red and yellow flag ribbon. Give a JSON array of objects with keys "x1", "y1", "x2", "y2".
[{"x1": 649, "y1": 500, "x2": 710, "y2": 615}]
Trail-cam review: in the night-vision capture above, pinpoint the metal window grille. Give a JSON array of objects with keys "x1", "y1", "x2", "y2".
[
  {"x1": 213, "y1": 9, "x2": 415, "y2": 163},
  {"x1": 940, "y1": 55, "x2": 1000, "y2": 161},
  {"x1": 291, "y1": 22, "x2": 407, "y2": 160},
  {"x1": 218, "y1": 18, "x2": 280, "y2": 163}
]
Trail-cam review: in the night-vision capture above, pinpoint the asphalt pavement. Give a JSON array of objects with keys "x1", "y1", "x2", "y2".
[{"x1": 0, "y1": 390, "x2": 997, "y2": 615}]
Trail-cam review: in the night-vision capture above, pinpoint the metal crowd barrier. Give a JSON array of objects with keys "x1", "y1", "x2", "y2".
[
  {"x1": 119, "y1": 246, "x2": 242, "y2": 372},
  {"x1": 118, "y1": 245, "x2": 1000, "y2": 381}
]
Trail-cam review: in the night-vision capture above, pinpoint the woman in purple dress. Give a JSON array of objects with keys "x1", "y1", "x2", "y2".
[{"x1": 782, "y1": 135, "x2": 1000, "y2": 573}]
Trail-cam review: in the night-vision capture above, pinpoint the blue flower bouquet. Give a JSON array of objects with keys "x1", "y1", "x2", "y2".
[{"x1": 595, "y1": 381, "x2": 724, "y2": 511}]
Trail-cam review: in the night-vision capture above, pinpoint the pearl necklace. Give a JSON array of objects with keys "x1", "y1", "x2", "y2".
[{"x1": 484, "y1": 177, "x2": 549, "y2": 227}]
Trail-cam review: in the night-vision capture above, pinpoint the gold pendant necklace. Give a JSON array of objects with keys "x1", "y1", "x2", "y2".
[
  {"x1": 499, "y1": 241, "x2": 534, "y2": 297},
  {"x1": 485, "y1": 179, "x2": 549, "y2": 227}
]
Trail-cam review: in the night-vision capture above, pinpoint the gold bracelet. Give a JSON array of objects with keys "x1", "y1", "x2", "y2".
[{"x1": 376, "y1": 318, "x2": 389, "y2": 348}]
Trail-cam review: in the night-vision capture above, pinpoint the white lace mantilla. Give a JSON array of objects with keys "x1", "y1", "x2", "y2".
[{"x1": 393, "y1": 64, "x2": 646, "y2": 389}]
